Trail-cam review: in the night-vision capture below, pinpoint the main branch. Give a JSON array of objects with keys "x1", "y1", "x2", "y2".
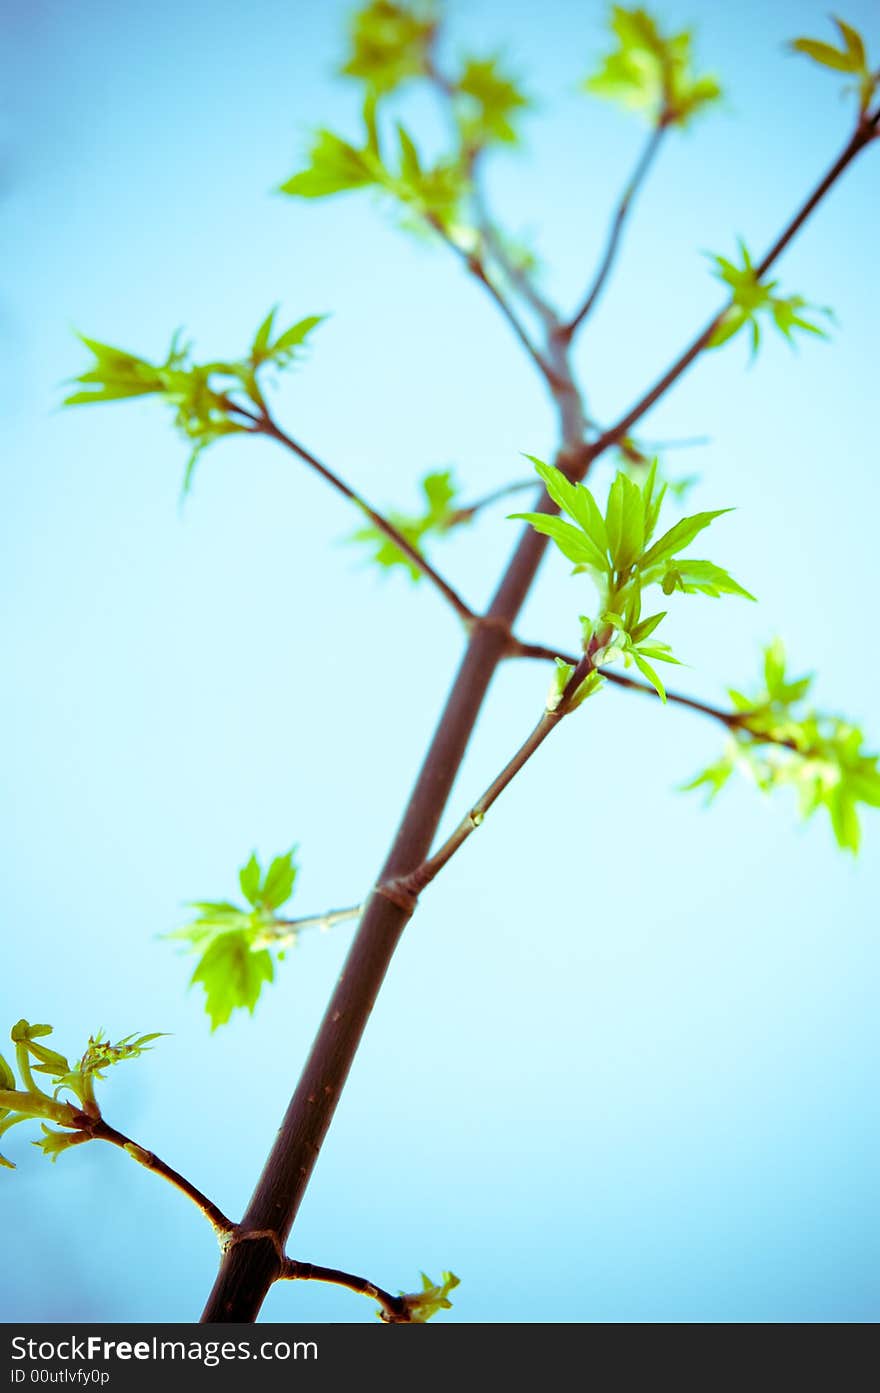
[{"x1": 200, "y1": 111, "x2": 876, "y2": 1323}]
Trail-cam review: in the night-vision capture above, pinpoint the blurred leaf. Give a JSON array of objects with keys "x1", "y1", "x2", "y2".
[
  {"x1": 583, "y1": 5, "x2": 721, "y2": 127},
  {"x1": 341, "y1": 0, "x2": 437, "y2": 95},
  {"x1": 682, "y1": 642, "x2": 879, "y2": 852},
  {"x1": 190, "y1": 932, "x2": 275, "y2": 1031},
  {"x1": 707, "y1": 240, "x2": 832, "y2": 356},
  {"x1": 455, "y1": 56, "x2": 530, "y2": 146},
  {"x1": 790, "y1": 17, "x2": 877, "y2": 112},
  {"x1": 352, "y1": 469, "x2": 464, "y2": 579}
]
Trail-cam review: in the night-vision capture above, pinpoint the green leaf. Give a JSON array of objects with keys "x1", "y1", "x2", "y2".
[
  {"x1": 279, "y1": 129, "x2": 380, "y2": 198},
  {"x1": 790, "y1": 37, "x2": 855, "y2": 71},
  {"x1": 583, "y1": 5, "x2": 722, "y2": 127},
  {"x1": 33, "y1": 1125, "x2": 91, "y2": 1163},
  {"x1": 640, "y1": 509, "x2": 731, "y2": 570},
  {"x1": 631, "y1": 611, "x2": 666, "y2": 643},
  {"x1": 789, "y1": 15, "x2": 877, "y2": 112},
  {"x1": 631, "y1": 650, "x2": 666, "y2": 702},
  {"x1": 509, "y1": 512, "x2": 608, "y2": 572},
  {"x1": 707, "y1": 242, "x2": 832, "y2": 355},
  {"x1": 395, "y1": 1271, "x2": 461, "y2": 1323},
  {"x1": 455, "y1": 55, "x2": 530, "y2": 146},
  {"x1": 528, "y1": 458, "x2": 609, "y2": 558},
  {"x1": 190, "y1": 931, "x2": 275, "y2": 1030},
  {"x1": 351, "y1": 469, "x2": 463, "y2": 579},
  {"x1": 658, "y1": 558, "x2": 755, "y2": 600},
  {"x1": 239, "y1": 853, "x2": 261, "y2": 907},
  {"x1": 547, "y1": 658, "x2": 575, "y2": 712},
  {"x1": 397, "y1": 122, "x2": 422, "y2": 182},
  {"x1": 260, "y1": 849, "x2": 298, "y2": 911},
  {"x1": 604, "y1": 472, "x2": 644, "y2": 572},
  {"x1": 0, "y1": 1054, "x2": 14, "y2": 1096},
  {"x1": 341, "y1": 0, "x2": 436, "y2": 95},
  {"x1": 681, "y1": 756, "x2": 735, "y2": 803}
]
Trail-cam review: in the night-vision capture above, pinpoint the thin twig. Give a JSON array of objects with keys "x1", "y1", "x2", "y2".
[
  {"x1": 279, "y1": 1258, "x2": 407, "y2": 1322},
  {"x1": 428, "y1": 215, "x2": 562, "y2": 386},
  {"x1": 450, "y1": 478, "x2": 539, "y2": 525},
  {"x1": 567, "y1": 120, "x2": 669, "y2": 339},
  {"x1": 424, "y1": 53, "x2": 562, "y2": 332},
  {"x1": 512, "y1": 640, "x2": 802, "y2": 750},
  {"x1": 385, "y1": 651, "x2": 595, "y2": 902},
  {"x1": 92, "y1": 1120, "x2": 234, "y2": 1238},
  {"x1": 589, "y1": 117, "x2": 880, "y2": 457},
  {"x1": 254, "y1": 905, "x2": 362, "y2": 947},
  {"x1": 256, "y1": 411, "x2": 476, "y2": 627}
]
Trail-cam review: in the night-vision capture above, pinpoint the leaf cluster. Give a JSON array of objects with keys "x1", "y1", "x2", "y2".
[
  {"x1": 341, "y1": 0, "x2": 437, "y2": 95},
  {"x1": 583, "y1": 4, "x2": 722, "y2": 128},
  {"x1": 514, "y1": 457, "x2": 753, "y2": 702},
  {"x1": 0, "y1": 1022, "x2": 162, "y2": 1168},
  {"x1": 350, "y1": 469, "x2": 465, "y2": 578},
  {"x1": 171, "y1": 849, "x2": 299, "y2": 1030},
  {"x1": 790, "y1": 16, "x2": 879, "y2": 115},
  {"x1": 63, "y1": 311, "x2": 325, "y2": 494},
  {"x1": 454, "y1": 56, "x2": 531, "y2": 148},
  {"x1": 386, "y1": 1270, "x2": 460, "y2": 1323},
  {"x1": 684, "y1": 641, "x2": 880, "y2": 853},
  {"x1": 279, "y1": 104, "x2": 466, "y2": 235},
  {"x1": 708, "y1": 240, "x2": 831, "y2": 356}
]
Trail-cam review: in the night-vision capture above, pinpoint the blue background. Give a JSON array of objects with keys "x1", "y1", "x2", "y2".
[{"x1": 2, "y1": 0, "x2": 878, "y2": 1322}]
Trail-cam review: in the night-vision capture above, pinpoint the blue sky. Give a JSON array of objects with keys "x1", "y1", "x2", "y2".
[{"x1": 2, "y1": 0, "x2": 878, "y2": 1323}]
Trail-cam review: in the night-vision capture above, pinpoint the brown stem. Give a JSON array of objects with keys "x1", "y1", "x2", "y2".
[
  {"x1": 92, "y1": 1120, "x2": 234, "y2": 1237},
  {"x1": 513, "y1": 641, "x2": 802, "y2": 751},
  {"x1": 431, "y1": 221, "x2": 562, "y2": 387},
  {"x1": 256, "y1": 413, "x2": 475, "y2": 627},
  {"x1": 566, "y1": 120, "x2": 669, "y2": 339},
  {"x1": 279, "y1": 1258, "x2": 407, "y2": 1322},
  {"x1": 450, "y1": 477, "x2": 539, "y2": 525}
]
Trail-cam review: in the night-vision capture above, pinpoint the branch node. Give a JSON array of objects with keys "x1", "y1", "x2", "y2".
[
  {"x1": 372, "y1": 880, "x2": 420, "y2": 915},
  {"x1": 220, "y1": 1227, "x2": 285, "y2": 1264}
]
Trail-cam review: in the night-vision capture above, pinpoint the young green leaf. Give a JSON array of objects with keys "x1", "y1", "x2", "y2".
[
  {"x1": 681, "y1": 642, "x2": 879, "y2": 852},
  {"x1": 707, "y1": 241, "x2": 831, "y2": 356},
  {"x1": 260, "y1": 850, "x2": 298, "y2": 911},
  {"x1": 583, "y1": 5, "x2": 722, "y2": 127},
  {"x1": 239, "y1": 853, "x2": 261, "y2": 907},
  {"x1": 351, "y1": 469, "x2": 464, "y2": 579},
  {"x1": 658, "y1": 558, "x2": 755, "y2": 600},
  {"x1": 190, "y1": 932, "x2": 275, "y2": 1031},
  {"x1": 392, "y1": 1271, "x2": 461, "y2": 1323},
  {"x1": 341, "y1": 0, "x2": 437, "y2": 95},
  {"x1": 639, "y1": 509, "x2": 732, "y2": 570},
  {"x1": 630, "y1": 650, "x2": 667, "y2": 702},
  {"x1": 454, "y1": 56, "x2": 530, "y2": 146},
  {"x1": 790, "y1": 17, "x2": 877, "y2": 113},
  {"x1": 527, "y1": 458, "x2": 609, "y2": 558},
  {"x1": 604, "y1": 472, "x2": 644, "y2": 572},
  {"x1": 509, "y1": 512, "x2": 608, "y2": 572},
  {"x1": 279, "y1": 129, "x2": 381, "y2": 198}
]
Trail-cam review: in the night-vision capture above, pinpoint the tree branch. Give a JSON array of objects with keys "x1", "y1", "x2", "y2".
[
  {"x1": 255, "y1": 411, "x2": 476, "y2": 627},
  {"x1": 427, "y1": 215, "x2": 563, "y2": 387},
  {"x1": 566, "y1": 120, "x2": 669, "y2": 339},
  {"x1": 513, "y1": 641, "x2": 802, "y2": 751},
  {"x1": 253, "y1": 905, "x2": 362, "y2": 948},
  {"x1": 200, "y1": 98, "x2": 875, "y2": 1326},
  {"x1": 279, "y1": 1258, "x2": 407, "y2": 1322},
  {"x1": 91, "y1": 1120, "x2": 234, "y2": 1238},
  {"x1": 588, "y1": 117, "x2": 879, "y2": 458},
  {"x1": 383, "y1": 651, "x2": 596, "y2": 902}
]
